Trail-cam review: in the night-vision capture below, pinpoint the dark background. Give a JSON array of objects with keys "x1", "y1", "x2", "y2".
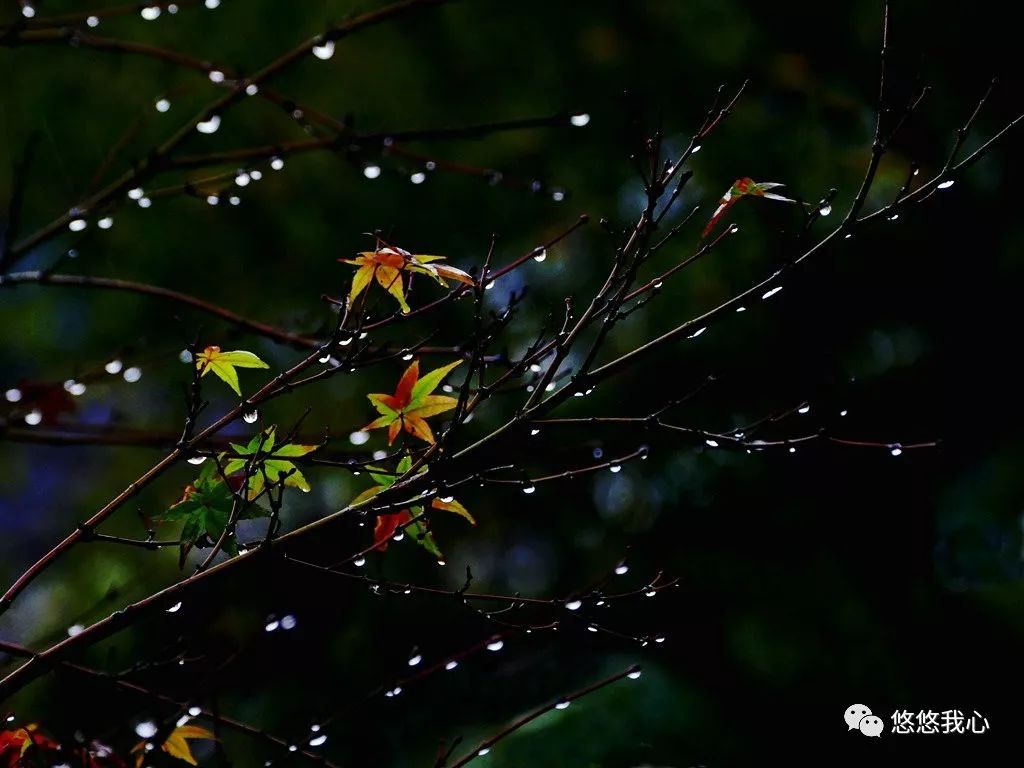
[{"x1": 2, "y1": 0, "x2": 1023, "y2": 764}]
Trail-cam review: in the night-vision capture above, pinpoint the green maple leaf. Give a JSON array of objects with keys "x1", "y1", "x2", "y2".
[{"x1": 223, "y1": 426, "x2": 320, "y2": 500}]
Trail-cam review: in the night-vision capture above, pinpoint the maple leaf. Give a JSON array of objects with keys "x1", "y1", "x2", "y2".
[
  {"x1": 350, "y1": 454, "x2": 475, "y2": 558},
  {"x1": 132, "y1": 724, "x2": 216, "y2": 768},
  {"x1": 155, "y1": 460, "x2": 263, "y2": 567},
  {"x1": 363, "y1": 360, "x2": 461, "y2": 444},
  {"x1": 195, "y1": 345, "x2": 269, "y2": 396},
  {"x1": 1, "y1": 724, "x2": 60, "y2": 767},
  {"x1": 701, "y1": 177, "x2": 796, "y2": 238},
  {"x1": 223, "y1": 425, "x2": 320, "y2": 500},
  {"x1": 340, "y1": 244, "x2": 474, "y2": 314}
]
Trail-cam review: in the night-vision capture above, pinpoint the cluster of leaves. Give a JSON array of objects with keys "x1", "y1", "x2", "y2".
[
  {"x1": 350, "y1": 454, "x2": 475, "y2": 559},
  {"x1": 195, "y1": 346, "x2": 268, "y2": 397},
  {"x1": 341, "y1": 244, "x2": 474, "y2": 314},
  {"x1": 701, "y1": 177, "x2": 796, "y2": 237},
  {"x1": 1, "y1": 722, "x2": 211, "y2": 768},
  {"x1": 155, "y1": 427, "x2": 319, "y2": 566}
]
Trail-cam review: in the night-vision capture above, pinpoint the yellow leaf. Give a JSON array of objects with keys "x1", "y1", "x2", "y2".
[{"x1": 196, "y1": 346, "x2": 268, "y2": 397}]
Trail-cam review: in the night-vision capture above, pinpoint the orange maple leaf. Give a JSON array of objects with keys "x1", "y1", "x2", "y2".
[
  {"x1": 363, "y1": 360, "x2": 461, "y2": 444},
  {"x1": 340, "y1": 244, "x2": 474, "y2": 313}
]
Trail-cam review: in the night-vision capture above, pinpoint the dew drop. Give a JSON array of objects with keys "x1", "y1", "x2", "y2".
[
  {"x1": 281, "y1": 614, "x2": 297, "y2": 630},
  {"x1": 235, "y1": 172, "x2": 250, "y2": 187},
  {"x1": 86, "y1": 15, "x2": 99, "y2": 26},
  {"x1": 243, "y1": 410, "x2": 258, "y2": 424},
  {"x1": 176, "y1": 715, "x2": 190, "y2": 728},
  {"x1": 140, "y1": 6, "x2": 161, "y2": 21},
  {"x1": 245, "y1": 83, "x2": 259, "y2": 96},
  {"x1": 205, "y1": 0, "x2": 220, "y2": 7},
  {"x1": 410, "y1": 171, "x2": 426, "y2": 185},
  {"x1": 271, "y1": 157, "x2": 285, "y2": 171},
  {"x1": 264, "y1": 619, "x2": 279, "y2": 632},
  {"x1": 135, "y1": 721, "x2": 158, "y2": 739},
  {"x1": 890, "y1": 444, "x2": 903, "y2": 457},
  {"x1": 349, "y1": 430, "x2": 370, "y2": 446},
  {"x1": 125, "y1": 366, "x2": 143, "y2": 382},
  {"x1": 609, "y1": 463, "x2": 622, "y2": 474},
  {"x1": 477, "y1": 748, "x2": 491, "y2": 756},
  {"x1": 788, "y1": 446, "x2": 796, "y2": 454},
  {"x1": 188, "y1": 706, "x2": 201, "y2": 717},
  {"x1": 196, "y1": 115, "x2": 221, "y2": 134},
  {"x1": 309, "y1": 735, "x2": 327, "y2": 747},
  {"x1": 691, "y1": 144, "x2": 702, "y2": 154},
  {"x1": 798, "y1": 405, "x2": 810, "y2": 414},
  {"x1": 312, "y1": 40, "x2": 335, "y2": 60},
  {"x1": 128, "y1": 187, "x2": 144, "y2": 200},
  {"x1": 486, "y1": 638, "x2": 504, "y2": 652},
  {"x1": 627, "y1": 668, "x2": 642, "y2": 680},
  {"x1": 840, "y1": 409, "x2": 848, "y2": 417},
  {"x1": 363, "y1": 165, "x2": 381, "y2": 179},
  {"x1": 249, "y1": 169, "x2": 262, "y2": 180},
  {"x1": 614, "y1": 562, "x2": 629, "y2": 575},
  {"x1": 4, "y1": 388, "x2": 22, "y2": 403},
  {"x1": 937, "y1": 179, "x2": 955, "y2": 190},
  {"x1": 228, "y1": 195, "x2": 240, "y2": 206},
  {"x1": 530, "y1": 428, "x2": 540, "y2": 436},
  {"x1": 645, "y1": 589, "x2": 657, "y2": 598},
  {"x1": 67, "y1": 624, "x2": 85, "y2": 636},
  {"x1": 533, "y1": 247, "x2": 547, "y2": 262},
  {"x1": 408, "y1": 653, "x2": 422, "y2": 666},
  {"x1": 555, "y1": 699, "x2": 570, "y2": 710},
  {"x1": 445, "y1": 660, "x2": 458, "y2": 670},
  {"x1": 688, "y1": 327, "x2": 706, "y2": 339},
  {"x1": 353, "y1": 557, "x2": 366, "y2": 567},
  {"x1": 761, "y1": 286, "x2": 783, "y2": 300},
  {"x1": 22, "y1": 5, "x2": 36, "y2": 18},
  {"x1": 654, "y1": 635, "x2": 666, "y2": 643},
  {"x1": 372, "y1": 450, "x2": 387, "y2": 460},
  {"x1": 819, "y1": 203, "x2": 832, "y2": 216},
  {"x1": 155, "y1": 98, "x2": 170, "y2": 113},
  {"x1": 730, "y1": 225, "x2": 740, "y2": 234},
  {"x1": 705, "y1": 439, "x2": 719, "y2": 448},
  {"x1": 187, "y1": 456, "x2": 206, "y2": 465},
  {"x1": 735, "y1": 306, "x2": 746, "y2": 312},
  {"x1": 137, "y1": 196, "x2": 151, "y2": 207},
  {"x1": 522, "y1": 484, "x2": 536, "y2": 494},
  {"x1": 68, "y1": 218, "x2": 87, "y2": 232},
  {"x1": 565, "y1": 599, "x2": 582, "y2": 611},
  {"x1": 166, "y1": 601, "x2": 183, "y2": 613},
  {"x1": 889, "y1": 213, "x2": 900, "y2": 221},
  {"x1": 587, "y1": 624, "x2": 599, "y2": 633},
  {"x1": 570, "y1": 113, "x2": 590, "y2": 127},
  {"x1": 206, "y1": 195, "x2": 219, "y2": 206},
  {"x1": 485, "y1": 280, "x2": 496, "y2": 290},
  {"x1": 551, "y1": 189, "x2": 566, "y2": 202},
  {"x1": 208, "y1": 70, "x2": 225, "y2": 83},
  {"x1": 287, "y1": 745, "x2": 298, "y2": 753},
  {"x1": 98, "y1": 216, "x2": 113, "y2": 230}
]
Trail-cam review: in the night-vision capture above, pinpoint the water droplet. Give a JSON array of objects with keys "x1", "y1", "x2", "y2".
[
  {"x1": 691, "y1": 144, "x2": 702, "y2": 154},
  {"x1": 890, "y1": 444, "x2": 903, "y2": 457},
  {"x1": 4, "y1": 388, "x2": 21, "y2": 403},
  {"x1": 287, "y1": 745, "x2": 298, "y2": 753},
  {"x1": 68, "y1": 218, "x2": 87, "y2": 232},
  {"x1": 196, "y1": 115, "x2": 221, "y2": 134},
  {"x1": 609, "y1": 463, "x2": 622, "y2": 473},
  {"x1": 363, "y1": 165, "x2": 381, "y2": 179},
  {"x1": 587, "y1": 624, "x2": 598, "y2": 632},
  {"x1": 654, "y1": 635, "x2": 666, "y2": 643},
  {"x1": 228, "y1": 195, "x2": 240, "y2": 206},
  {"x1": 565, "y1": 599, "x2": 582, "y2": 611},
  {"x1": 522, "y1": 484, "x2": 536, "y2": 494},
  {"x1": 25, "y1": 410, "x2": 43, "y2": 426},
  {"x1": 533, "y1": 247, "x2": 547, "y2": 263},
  {"x1": 408, "y1": 653, "x2": 422, "y2": 666},
  {"x1": 312, "y1": 40, "x2": 335, "y2": 60},
  {"x1": 372, "y1": 450, "x2": 387, "y2": 460},
  {"x1": 310, "y1": 724, "x2": 321, "y2": 733},
  {"x1": 155, "y1": 98, "x2": 170, "y2": 113},
  {"x1": 555, "y1": 699, "x2": 570, "y2": 710},
  {"x1": 205, "y1": 0, "x2": 220, "y2": 7},
  {"x1": 208, "y1": 70, "x2": 225, "y2": 83},
  {"x1": 735, "y1": 305, "x2": 746, "y2": 312},
  {"x1": 486, "y1": 638, "x2": 504, "y2": 652},
  {"x1": 937, "y1": 179, "x2": 955, "y2": 190},
  {"x1": 265, "y1": 619, "x2": 279, "y2": 632},
  {"x1": 267, "y1": 158, "x2": 285, "y2": 173},
  {"x1": 176, "y1": 714, "x2": 190, "y2": 728},
  {"x1": 530, "y1": 428, "x2": 541, "y2": 436},
  {"x1": 551, "y1": 189, "x2": 566, "y2": 202},
  {"x1": 86, "y1": 15, "x2": 99, "y2": 26},
  {"x1": 349, "y1": 430, "x2": 370, "y2": 446},
  {"x1": 705, "y1": 439, "x2": 719, "y2": 448},
  {"x1": 22, "y1": 5, "x2": 36, "y2": 18},
  {"x1": 67, "y1": 624, "x2": 85, "y2": 636},
  {"x1": 166, "y1": 601, "x2": 183, "y2": 613},
  {"x1": 241, "y1": 410, "x2": 258, "y2": 424},
  {"x1": 889, "y1": 213, "x2": 900, "y2": 221},
  {"x1": 798, "y1": 405, "x2": 810, "y2": 414},
  {"x1": 135, "y1": 721, "x2": 158, "y2": 739},
  {"x1": 484, "y1": 279, "x2": 496, "y2": 290},
  {"x1": 97, "y1": 216, "x2": 114, "y2": 230},
  {"x1": 819, "y1": 203, "x2": 832, "y2": 216},
  {"x1": 402, "y1": 352, "x2": 414, "y2": 361},
  {"x1": 281, "y1": 614, "x2": 297, "y2": 630},
  {"x1": 128, "y1": 187, "x2": 144, "y2": 200},
  {"x1": 235, "y1": 172, "x2": 251, "y2": 187},
  {"x1": 140, "y1": 6, "x2": 161, "y2": 21},
  {"x1": 309, "y1": 735, "x2": 327, "y2": 747},
  {"x1": 187, "y1": 706, "x2": 202, "y2": 717},
  {"x1": 645, "y1": 590, "x2": 657, "y2": 598},
  {"x1": 410, "y1": 171, "x2": 426, "y2": 185},
  {"x1": 570, "y1": 113, "x2": 590, "y2": 127},
  {"x1": 688, "y1": 327, "x2": 706, "y2": 339},
  {"x1": 627, "y1": 668, "x2": 642, "y2": 680},
  {"x1": 436, "y1": 558, "x2": 447, "y2": 566},
  {"x1": 844, "y1": 232, "x2": 853, "y2": 239},
  {"x1": 614, "y1": 562, "x2": 629, "y2": 575},
  {"x1": 477, "y1": 748, "x2": 491, "y2": 756},
  {"x1": 788, "y1": 446, "x2": 796, "y2": 454},
  {"x1": 245, "y1": 83, "x2": 259, "y2": 96},
  {"x1": 353, "y1": 557, "x2": 366, "y2": 567},
  {"x1": 840, "y1": 409, "x2": 848, "y2": 417},
  {"x1": 730, "y1": 225, "x2": 740, "y2": 234},
  {"x1": 761, "y1": 286, "x2": 783, "y2": 300},
  {"x1": 445, "y1": 660, "x2": 458, "y2": 671},
  {"x1": 206, "y1": 195, "x2": 219, "y2": 206}
]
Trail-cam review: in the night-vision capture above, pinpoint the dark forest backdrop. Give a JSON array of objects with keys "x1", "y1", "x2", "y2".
[{"x1": 2, "y1": 0, "x2": 1023, "y2": 765}]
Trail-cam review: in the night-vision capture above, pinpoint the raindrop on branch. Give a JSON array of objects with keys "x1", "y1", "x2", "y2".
[
  {"x1": 533, "y1": 247, "x2": 547, "y2": 262},
  {"x1": 98, "y1": 216, "x2": 113, "y2": 230},
  {"x1": 271, "y1": 157, "x2": 285, "y2": 171},
  {"x1": 565, "y1": 599, "x2": 582, "y2": 611},
  {"x1": 312, "y1": 40, "x2": 335, "y2": 60},
  {"x1": 555, "y1": 699, "x2": 570, "y2": 710},
  {"x1": 25, "y1": 410, "x2": 43, "y2": 426},
  {"x1": 486, "y1": 638, "x2": 504, "y2": 652},
  {"x1": 196, "y1": 115, "x2": 221, "y2": 135},
  {"x1": 68, "y1": 218, "x2": 87, "y2": 232},
  {"x1": 410, "y1": 172, "x2": 426, "y2": 185},
  {"x1": 208, "y1": 70, "x2": 225, "y2": 83},
  {"x1": 140, "y1": 6, "x2": 161, "y2": 21},
  {"x1": 445, "y1": 660, "x2": 458, "y2": 671},
  {"x1": 187, "y1": 456, "x2": 206, "y2": 465},
  {"x1": 155, "y1": 98, "x2": 170, "y2": 113},
  {"x1": 819, "y1": 203, "x2": 832, "y2": 216},
  {"x1": 86, "y1": 15, "x2": 99, "y2": 26},
  {"x1": 166, "y1": 601, "x2": 183, "y2": 613},
  {"x1": 570, "y1": 113, "x2": 590, "y2": 127},
  {"x1": 761, "y1": 286, "x2": 783, "y2": 300},
  {"x1": 243, "y1": 410, "x2": 258, "y2": 424},
  {"x1": 627, "y1": 667, "x2": 642, "y2": 680},
  {"x1": 363, "y1": 165, "x2": 381, "y2": 179}
]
